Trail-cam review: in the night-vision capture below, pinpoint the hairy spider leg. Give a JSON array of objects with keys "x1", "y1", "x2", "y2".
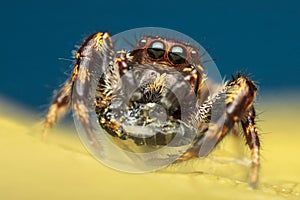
[
  {"x1": 44, "y1": 81, "x2": 73, "y2": 138},
  {"x1": 177, "y1": 74, "x2": 260, "y2": 187},
  {"x1": 241, "y1": 106, "x2": 260, "y2": 188},
  {"x1": 44, "y1": 32, "x2": 113, "y2": 146}
]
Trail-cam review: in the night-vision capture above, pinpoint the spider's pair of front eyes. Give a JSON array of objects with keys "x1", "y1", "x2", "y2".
[{"x1": 145, "y1": 41, "x2": 187, "y2": 64}]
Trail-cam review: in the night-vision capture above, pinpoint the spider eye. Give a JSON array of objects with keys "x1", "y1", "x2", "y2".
[
  {"x1": 147, "y1": 41, "x2": 165, "y2": 59},
  {"x1": 191, "y1": 49, "x2": 198, "y2": 58},
  {"x1": 139, "y1": 39, "x2": 147, "y2": 47},
  {"x1": 168, "y1": 46, "x2": 187, "y2": 64},
  {"x1": 190, "y1": 49, "x2": 202, "y2": 64},
  {"x1": 191, "y1": 49, "x2": 200, "y2": 60}
]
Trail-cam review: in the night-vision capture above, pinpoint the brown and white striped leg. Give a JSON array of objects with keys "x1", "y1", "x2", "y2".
[
  {"x1": 241, "y1": 106, "x2": 260, "y2": 188},
  {"x1": 177, "y1": 75, "x2": 260, "y2": 187},
  {"x1": 44, "y1": 32, "x2": 112, "y2": 140},
  {"x1": 43, "y1": 80, "x2": 73, "y2": 138}
]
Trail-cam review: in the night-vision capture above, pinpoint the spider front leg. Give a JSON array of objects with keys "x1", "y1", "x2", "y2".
[
  {"x1": 44, "y1": 32, "x2": 113, "y2": 142},
  {"x1": 178, "y1": 74, "x2": 260, "y2": 187}
]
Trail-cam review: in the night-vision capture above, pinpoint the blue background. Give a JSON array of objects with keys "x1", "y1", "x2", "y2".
[{"x1": 1, "y1": 0, "x2": 299, "y2": 110}]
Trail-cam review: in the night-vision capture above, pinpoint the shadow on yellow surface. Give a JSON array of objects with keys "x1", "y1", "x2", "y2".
[{"x1": 0, "y1": 96, "x2": 300, "y2": 200}]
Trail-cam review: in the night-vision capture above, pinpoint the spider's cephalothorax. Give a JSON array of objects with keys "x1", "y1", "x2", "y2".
[{"x1": 44, "y1": 31, "x2": 260, "y2": 188}]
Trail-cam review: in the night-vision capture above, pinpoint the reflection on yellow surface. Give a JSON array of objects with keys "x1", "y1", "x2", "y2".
[{"x1": 0, "y1": 96, "x2": 300, "y2": 200}]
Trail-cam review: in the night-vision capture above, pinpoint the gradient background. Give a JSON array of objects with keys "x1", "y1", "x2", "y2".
[
  {"x1": 1, "y1": 1, "x2": 300, "y2": 199},
  {"x1": 1, "y1": 0, "x2": 300, "y2": 110}
]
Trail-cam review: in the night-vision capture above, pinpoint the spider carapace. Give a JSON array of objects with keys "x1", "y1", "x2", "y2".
[{"x1": 44, "y1": 30, "x2": 260, "y2": 188}]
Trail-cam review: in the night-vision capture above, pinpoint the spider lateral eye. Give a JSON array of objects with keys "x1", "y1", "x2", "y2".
[
  {"x1": 147, "y1": 41, "x2": 165, "y2": 59},
  {"x1": 190, "y1": 49, "x2": 199, "y2": 60},
  {"x1": 139, "y1": 39, "x2": 147, "y2": 47},
  {"x1": 168, "y1": 45, "x2": 187, "y2": 64},
  {"x1": 191, "y1": 49, "x2": 197, "y2": 57}
]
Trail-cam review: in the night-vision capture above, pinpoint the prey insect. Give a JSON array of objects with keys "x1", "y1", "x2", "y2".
[{"x1": 44, "y1": 29, "x2": 260, "y2": 188}]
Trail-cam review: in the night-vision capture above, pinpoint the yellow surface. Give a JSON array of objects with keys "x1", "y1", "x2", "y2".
[{"x1": 0, "y1": 96, "x2": 300, "y2": 200}]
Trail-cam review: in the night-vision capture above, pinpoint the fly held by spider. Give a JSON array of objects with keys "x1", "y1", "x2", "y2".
[{"x1": 44, "y1": 28, "x2": 260, "y2": 188}]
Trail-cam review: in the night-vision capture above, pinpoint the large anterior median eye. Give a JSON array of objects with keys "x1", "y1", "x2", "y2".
[
  {"x1": 168, "y1": 45, "x2": 187, "y2": 64},
  {"x1": 147, "y1": 41, "x2": 165, "y2": 59}
]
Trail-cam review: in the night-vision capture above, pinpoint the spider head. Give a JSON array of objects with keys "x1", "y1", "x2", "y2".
[{"x1": 126, "y1": 36, "x2": 205, "y2": 93}]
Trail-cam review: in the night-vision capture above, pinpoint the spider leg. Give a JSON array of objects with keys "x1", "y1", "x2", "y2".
[
  {"x1": 176, "y1": 87, "x2": 228, "y2": 161},
  {"x1": 177, "y1": 75, "x2": 260, "y2": 186},
  {"x1": 72, "y1": 32, "x2": 114, "y2": 152},
  {"x1": 44, "y1": 80, "x2": 73, "y2": 138},
  {"x1": 44, "y1": 32, "x2": 113, "y2": 143},
  {"x1": 241, "y1": 106, "x2": 260, "y2": 187}
]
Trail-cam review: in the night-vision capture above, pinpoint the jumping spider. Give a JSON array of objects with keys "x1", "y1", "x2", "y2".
[{"x1": 44, "y1": 30, "x2": 260, "y2": 188}]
